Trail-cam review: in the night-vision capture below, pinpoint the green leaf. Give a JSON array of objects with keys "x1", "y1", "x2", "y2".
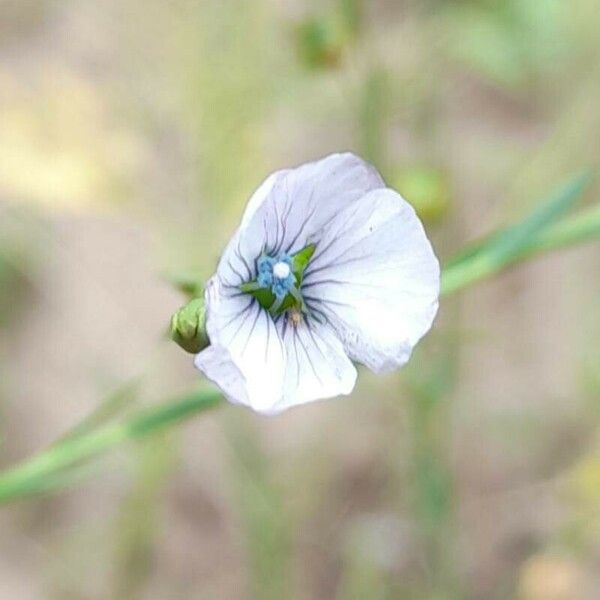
[{"x1": 53, "y1": 381, "x2": 140, "y2": 446}]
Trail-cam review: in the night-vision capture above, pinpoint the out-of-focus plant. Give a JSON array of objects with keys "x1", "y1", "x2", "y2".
[
  {"x1": 392, "y1": 167, "x2": 451, "y2": 225},
  {"x1": 294, "y1": 0, "x2": 363, "y2": 70},
  {"x1": 444, "y1": 0, "x2": 567, "y2": 89}
]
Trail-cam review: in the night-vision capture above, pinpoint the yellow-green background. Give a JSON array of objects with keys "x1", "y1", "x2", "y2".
[{"x1": 0, "y1": 1, "x2": 599, "y2": 598}]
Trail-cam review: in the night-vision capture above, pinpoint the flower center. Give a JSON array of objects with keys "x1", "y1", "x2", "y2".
[
  {"x1": 239, "y1": 243, "x2": 316, "y2": 315},
  {"x1": 256, "y1": 253, "x2": 295, "y2": 300},
  {"x1": 273, "y1": 261, "x2": 291, "y2": 279}
]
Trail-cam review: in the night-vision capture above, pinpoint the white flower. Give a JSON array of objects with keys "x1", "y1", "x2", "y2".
[{"x1": 195, "y1": 153, "x2": 440, "y2": 414}]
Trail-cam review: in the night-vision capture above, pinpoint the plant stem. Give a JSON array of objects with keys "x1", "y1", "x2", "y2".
[
  {"x1": 441, "y1": 200, "x2": 599, "y2": 296},
  {"x1": 0, "y1": 390, "x2": 221, "y2": 503}
]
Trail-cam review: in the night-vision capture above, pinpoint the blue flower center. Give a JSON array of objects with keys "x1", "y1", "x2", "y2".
[
  {"x1": 240, "y1": 243, "x2": 315, "y2": 315},
  {"x1": 257, "y1": 253, "x2": 296, "y2": 300}
]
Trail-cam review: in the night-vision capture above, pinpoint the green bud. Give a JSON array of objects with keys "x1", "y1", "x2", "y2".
[{"x1": 170, "y1": 298, "x2": 209, "y2": 354}]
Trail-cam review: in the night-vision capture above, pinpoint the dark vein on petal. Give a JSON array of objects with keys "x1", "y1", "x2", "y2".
[
  {"x1": 305, "y1": 203, "x2": 349, "y2": 246},
  {"x1": 312, "y1": 226, "x2": 382, "y2": 274},
  {"x1": 304, "y1": 300, "x2": 330, "y2": 326},
  {"x1": 292, "y1": 329, "x2": 301, "y2": 389},
  {"x1": 275, "y1": 191, "x2": 294, "y2": 254},
  {"x1": 271, "y1": 201, "x2": 279, "y2": 253},
  {"x1": 228, "y1": 302, "x2": 255, "y2": 346},
  {"x1": 221, "y1": 276, "x2": 236, "y2": 287},
  {"x1": 301, "y1": 278, "x2": 389, "y2": 292},
  {"x1": 235, "y1": 243, "x2": 253, "y2": 280},
  {"x1": 305, "y1": 201, "x2": 364, "y2": 272},
  {"x1": 226, "y1": 257, "x2": 246, "y2": 285},
  {"x1": 263, "y1": 214, "x2": 271, "y2": 254},
  {"x1": 306, "y1": 211, "x2": 401, "y2": 278},
  {"x1": 264, "y1": 311, "x2": 272, "y2": 362},
  {"x1": 297, "y1": 324, "x2": 322, "y2": 384},
  {"x1": 305, "y1": 318, "x2": 328, "y2": 364},
  {"x1": 303, "y1": 252, "x2": 384, "y2": 280},
  {"x1": 285, "y1": 199, "x2": 318, "y2": 254},
  {"x1": 221, "y1": 298, "x2": 253, "y2": 332},
  {"x1": 303, "y1": 295, "x2": 355, "y2": 310},
  {"x1": 305, "y1": 300, "x2": 350, "y2": 350},
  {"x1": 241, "y1": 304, "x2": 262, "y2": 355},
  {"x1": 281, "y1": 313, "x2": 289, "y2": 341}
]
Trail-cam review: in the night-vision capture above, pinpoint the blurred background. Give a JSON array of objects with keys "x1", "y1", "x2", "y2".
[{"x1": 1, "y1": 1, "x2": 599, "y2": 598}]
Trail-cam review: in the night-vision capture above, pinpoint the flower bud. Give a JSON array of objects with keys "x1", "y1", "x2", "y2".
[{"x1": 170, "y1": 298, "x2": 209, "y2": 354}]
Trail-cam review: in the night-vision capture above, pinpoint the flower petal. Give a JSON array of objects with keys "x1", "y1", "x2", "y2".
[
  {"x1": 195, "y1": 277, "x2": 285, "y2": 412},
  {"x1": 262, "y1": 152, "x2": 386, "y2": 256},
  {"x1": 301, "y1": 188, "x2": 440, "y2": 373},
  {"x1": 272, "y1": 316, "x2": 357, "y2": 412},
  {"x1": 212, "y1": 170, "x2": 290, "y2": 287},
  {"x1": 215, "y1": 153, "x2": 386, "y2": 288}
]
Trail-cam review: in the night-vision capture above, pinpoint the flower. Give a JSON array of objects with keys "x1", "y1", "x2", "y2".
[{"x1": 194, "y1": 153, "x2": 440, "y2": 414}]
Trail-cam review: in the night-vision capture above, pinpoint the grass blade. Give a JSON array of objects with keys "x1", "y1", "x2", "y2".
[
  {"x1": 0, "y1": 389, "x2": 222, "y2": 504},
  {"x1": 442, "y1": 172, "x2": 593, "y2": 294}
]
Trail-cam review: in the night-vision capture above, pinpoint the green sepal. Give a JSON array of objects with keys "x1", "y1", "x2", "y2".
[
  {"x1": 288, "y1": 285, "x2": 307, "y2": 313},
  {"x1": 292, "y1": 243, "x2": 316, "y2": 278},
  {"x1": 250, "y1": 286, "x2": 297, "y2": 315},
  {"x1": 239, "y1": 281, "x2": 262, "y2": 293},
  {"x1": 170, "y1": 298, "x2": 209, "y2": 354}
]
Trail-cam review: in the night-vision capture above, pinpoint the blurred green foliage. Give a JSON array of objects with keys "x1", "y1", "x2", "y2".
[
  {"x1": 445, "y1": 0, "x2": 567, "y2": 88},
  {"x1": 393, "y1": 167, "x2": 451, "y2": 224},
  {"x1": 295, "y1": 0, "x2": 362, "y2": 70}
]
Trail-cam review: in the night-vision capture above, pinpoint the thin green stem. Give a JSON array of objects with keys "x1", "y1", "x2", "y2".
[
  {"x1": 0, "y1": 389, "x2": 221, "y2": 503},
  {"x1": 520, "y1": 203, "x2": 600, "y2": 258},
  {"x1": 441, "y1": 203, "x2": 600, "y2": 296}
]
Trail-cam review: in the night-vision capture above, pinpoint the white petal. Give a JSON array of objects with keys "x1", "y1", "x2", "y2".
[
  {"x1": 262, "y1": 152, "x2": 386, "y2": 256},
  {"x1": 240, "y1": 169, "x2": 290, "y2": 228},
  {"x1": 215, "y1": 153, "x2": 386, "y2": 289},
  {"x1": 195, "y1": 277, "x2": 285, "y2": 413},
  {"x1": 272, "y1": 315, "x2": 357, "y2": 412},
  {"x1": 212, "y1": 169, "x2": 289, "y2": 287},
  {"x1": 194, "y1": 345, "x2": 247, "y2": 406},
  {"x1": 301, "y1": 188, "x2": 440, "y2": 373}
]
